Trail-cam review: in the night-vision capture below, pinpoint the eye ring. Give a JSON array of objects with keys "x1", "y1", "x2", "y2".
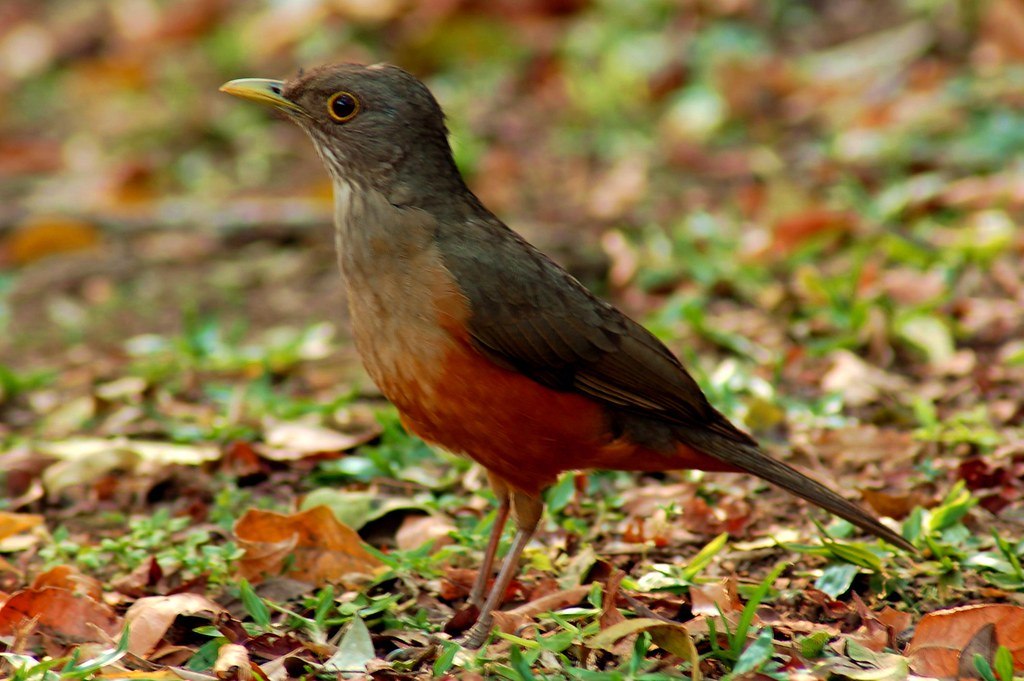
[{"x1": 327, "y1": 91, "x2": 360, "y2": 122}]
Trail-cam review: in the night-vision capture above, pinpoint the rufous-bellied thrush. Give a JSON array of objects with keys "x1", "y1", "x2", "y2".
[{"x1": 221, "y1": 63, "x2": 914, "y2": 648}]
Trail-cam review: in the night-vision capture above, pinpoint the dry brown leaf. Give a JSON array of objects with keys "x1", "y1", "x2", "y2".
[
  {"x1": 31, "y1": 565, "x2": 104, "y2": 601},
  {"x1": 876, "y1": 267, "x2": 947, "y2": 306},
  {"x1": 599, "y1": 570, "x2": 627, "y2": 630},
  {"x1": 41, "y1": 447, "x2": 140, "y2": 498},
  {"x1": 5, "y1": 214, "x2": 101, "y2": 265},
  {"x1": 620, "y1": 483, "x2": 696, "y2": 517},
  {"x1": 148, "y1": 642, "x2": 202, "y2": 667},
  {"x1": 123, "y1": 593, "x2": 226, "y2": 658},
  {"x1": 588, "y1": 617, "x2": 699, "y2": 674},
  {"x1": 803, "y1": 424, "x2": 918, "y2": 467},
  {"x1": 0, "y1": 586, "x2": 121, "y2": 641},
  {"x1": 587, "y1": 154, "x2": 648, "y2": 220},
  {"x1": 690, "y1": 578, "x2": 741, "y2": 618},
  {"x1": 213, "y1": 642, "x2": 253, "y2": 680},
  {"x1": 875, "y1": 606, "x2": 914, "y2": 640},
  {"x1": 235, "y1": 506, "x2": 382, "y2": 586},
  {"x1": 960, "y1": 623, "x2": 999, "y2": 679},
  {"x1": 860, "y1": 488, "x2": 928, "y2": 520},
  {"x1": 0, "y1": 511, "x2": 43, "y2": 542},
  {"x1": 906, "y1": 604, "x2": 1024, "y2": 676},
  {"x1": 395, "y1": 513, "x2": 455, "y2": 552},
  {"x1": 941, "y1": 172, "x2": 1024, "y2": 210},
  {"x1": 490, "y1": 585, "x2": 591, "y2": 635},
  {"x1": 981, "y1": 0, "x2": 1024, "y2": 62},
  {"x1": 439, "y1": 567, "x2": 478, "y2": 600},
  {"x1": 820, "y1": 351, "x2": 909, "y2": 408},
  {"x1": 771, "y1": 209, "x2": 856, "y2": 256},
  {"x1": 0, "y1": 138, "x2": 62, "y2": 177},
  {"x1": 260, "y1": 420, "x2": 381, "y2": 461}
]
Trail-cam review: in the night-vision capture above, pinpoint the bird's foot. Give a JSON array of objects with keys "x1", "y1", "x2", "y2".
[{"x1": 460, "y1": 614, "x2": 494, "y2": 649}]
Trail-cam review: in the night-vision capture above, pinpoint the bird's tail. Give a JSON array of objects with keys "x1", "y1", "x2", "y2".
[{"x1": 691, "y1": 433, "x2": 916, "y2": 553}]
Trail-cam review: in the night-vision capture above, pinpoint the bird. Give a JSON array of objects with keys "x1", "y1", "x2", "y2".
[{"x1": 220, "y1": 63, "x2": 915, "y2": 648}]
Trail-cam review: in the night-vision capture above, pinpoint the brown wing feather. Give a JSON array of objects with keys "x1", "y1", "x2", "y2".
[{"x1": 438, "y1": 216, "x2": 752, "y2": 444}]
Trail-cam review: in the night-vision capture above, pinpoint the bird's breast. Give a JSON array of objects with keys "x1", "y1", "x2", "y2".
[{"x1": 334, "y1": 186, "x2": 471, "y2": 417}]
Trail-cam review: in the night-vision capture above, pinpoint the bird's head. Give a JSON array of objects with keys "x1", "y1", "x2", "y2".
[{"x1": 221, "y1": 63, "x2": 461, "y2": 197}]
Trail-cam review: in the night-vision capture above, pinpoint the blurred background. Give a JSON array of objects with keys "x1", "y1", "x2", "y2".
[
  {"x1": 4, "y1": 4, "x2": 1024, "y2": 672},
  {"x1": 2, "y1": 0, "x2": 1023, "y2": 447}
]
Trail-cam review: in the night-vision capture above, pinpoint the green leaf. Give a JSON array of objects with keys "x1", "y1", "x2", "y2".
[
  {"x1": 902, "y1": 507, "x2": 924, "y2": 543},
  {"x1": 820, "y1": 535, "x2": 883, "y2": 572},
  {"x1": 895, "y1": 313, "x2": 955, "y2": 364},
  {"x1": 974, "y1": 654, "x2": 998, "y2": 681},
  {"x1": 680, "y1": 532, "x2": 729, "y2": 582},
  {"x1": 187, "y1": 638, "x2": 225, "y2": 670},
  {"x1": 238, "y1": 579, "x2": 271, "y2": 628},
  {"x1": 994, "y1": 645, "x2": 1014, "y2": 681},
  {"x1": 546, "y1": 473, "x2": 576, "y2": 513},
  {"x1": 314, "y1": 586, "x2": 335, "y2": 629},
  {"x1": 433, "y1": 641, "x2": 459, "y2": 676},
  {"x1": 815, "y1": 562, "x2": 859, "y2": 598},
  {"x1": 927, "y1": 480, "x2": 976, "y2": 533},
  {"x1": 508, "y1": 645, "x2": 536, "y2": 680},
  {"x1": 733, "y1": 562, "x2": 787, "y2": 655},
  {"x1": 733, "y1": 627, "x2": 774, "y2": 675},
  {"x1": 798, "y1": 630, "x2": 831, "y2": 658}
]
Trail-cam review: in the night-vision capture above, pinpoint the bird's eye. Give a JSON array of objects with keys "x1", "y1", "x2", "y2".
[{"x1": 327, "y1": 91, "x2": 359, "y2": 122}]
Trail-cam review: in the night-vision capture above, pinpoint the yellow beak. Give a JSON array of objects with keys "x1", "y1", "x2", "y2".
[{"x1": 219, "y1": 78, "x2": 304, "y2": 113}]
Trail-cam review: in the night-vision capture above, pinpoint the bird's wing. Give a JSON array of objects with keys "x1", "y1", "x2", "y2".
[
  {"x1": 437, "y1": 215, "x2": 916, "y2": 553},
  {"x1": 438, "y1": 217, "x2": 754, "y2": 446}
]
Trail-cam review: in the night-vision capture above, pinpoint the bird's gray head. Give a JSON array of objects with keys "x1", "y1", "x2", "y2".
[{"x1": 221, "y1": 63, "x2": 465, "y2": 201}]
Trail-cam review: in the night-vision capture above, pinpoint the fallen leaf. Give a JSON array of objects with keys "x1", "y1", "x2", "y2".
[
  {"x1": 130, "y1": 440, "x2": 221, "y2": 465},
  {"x1": 770, "y1": 209, "x2": 856, "y2": 256},
  {"x1": 821, "y1": 351, "x2": 909, "y2": 407},
  {"x1": 981, "y1": 0, "x2": 1024, "y2": 62},
  {"x1": 860, "y1": 489, "x2": 928, "y2": 519},
  {"x1": 803, "y1": 425, "x2": 918, "y2": 467},
  {"x1": 490, "y1": 585, "x2": 591, "y2": 636},
  {"x1": 906, "y1": 604, "x2": 1024, "y2": 676},
  {"x1": 38, "y1": 437, "x2": 221, "y2": 497},
  {"x1": 234, "y1": 506, "x2": 382, "y2": 586},
  {"x1": 439, "y1": 568, "x2": 479, "y2": 600},
  {"x1": 0, "y1": 586, "x2": 121, "y2": 641},
  {"x1": 599, "y1": 570, "x2": 627, "y2": 630},
  {"x1": 261, "y1": 420, "x2": 380, "y2": 461},
  {"x1": 587, "y1": 617, "x2": 699, "y2": 673},
  {"x1": 31, "y1": 565, "x2": 104, "y2": 601},
  {"x1": 874, "y1": 606, "x2": 913, "y2": 641},
  {"x1": 5, "y1": 214, "x2": 101, "y2": 265},
  {"x1": 123, "y1": 593, "x2": 227, "y2": 658},
  {"x1": 960, "y1": 623, "x2": 998, "y2": 679},
  {"x1": 828, "y1": 638, "x2": 909, "y2": 679},
  {"x1": 212, "y1": 642, "x2": 252, "y2": 680},
  {"x1": 39, "y1": 437, "x2": 220, "y2": 465},
  {"x1": 41, "y1": 447, "x2": 140, "y2": 497},
  {"x1": 896, "y1": 313, "x2": 956, "y2": 365},
  {"x1": 324, "y1": 616, "x2": 374, "y2": 674},
  {"x1": 300, "y1": 488, "x2": 430, "y2": 531},
  {"x1": 0, "y1": 511, "x2": 43, "y2": 542},
  {"x1": 690, "y1": 578, "x2": 741, "y2": 618},
  {"x1": 395, "y1": 513, "x2": 455, "y2": 552}
]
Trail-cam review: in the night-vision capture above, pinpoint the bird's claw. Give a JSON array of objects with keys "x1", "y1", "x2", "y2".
[{"x1": 460, "y1": 616, "x2": 494, "y2": 649}]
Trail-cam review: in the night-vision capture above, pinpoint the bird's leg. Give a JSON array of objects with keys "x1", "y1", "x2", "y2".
[
  {"x1": 468, "y1": 487, "x2": 510, "y2": 608},
  {"x1": 462, "y1": 490, "x2": 543, "y2": 649}
]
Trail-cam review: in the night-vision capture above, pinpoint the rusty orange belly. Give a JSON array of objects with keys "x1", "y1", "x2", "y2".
[{"x1": 394, "y1": 341, "x2": 734, "y2": 496}]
